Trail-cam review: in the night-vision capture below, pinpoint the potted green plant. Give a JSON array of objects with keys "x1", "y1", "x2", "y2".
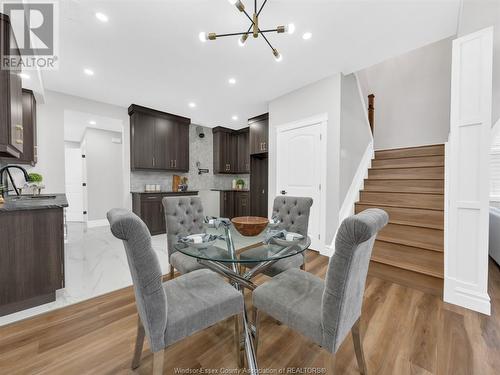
[
  {"x1": 236, "y1": 178, "x2": 245, "y2": 190},
  {"x1": 26, "y1": 172, "x2": 44, "y2": 195}
]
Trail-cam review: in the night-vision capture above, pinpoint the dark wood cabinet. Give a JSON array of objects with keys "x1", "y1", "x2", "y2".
[
  {"x1": 213, "y1": 127, "x2": 236, "y2": 173},
  {"x1": 237, "y1": 129, "x2": 250, "y2": 173},
  {"x1": 132, "y1": 192, "x2": 199, "y2": 235},
  {"x1": 235, "y1": 191, "x2": 250, "y2": 217},
  {"x1": 140, "y1": 195, "x2": 165, "y2": 235},
  {"x1": 219, "y1": 191, "x2": 250, "y2": 219},
  {"x1": 213, "y1": 127, "x2": 249, "y2": 174},
  {"x1": 249, "y1": 113, "x2": 269, "y2": 155},
  {"x1": 1, "y1": 89, "x2": 37, "y2": 165},
  {"x1": 0, "y1": 13, "x2": 23, "y2": 158},
  {"x1": 0, "y1": 208, "x2": 64, "y2": 316},
  {"x1": 220, "y1": 191, "x2": 235, "y2": 218},
  {"x1": 129, "y1": 105, "x2": 190, "y2": 171},
  {"x1": 250, "y1": 155, "x2": 269, "y2": 217}
]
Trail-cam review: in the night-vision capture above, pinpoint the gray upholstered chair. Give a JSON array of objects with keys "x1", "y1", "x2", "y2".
[
  {"x1": 163, "y1": 196, "x2": 206, "y2": 278},
  {"x1": 252, "y1": 208, "x2": 388, "y2": 374},
  {"x1": 107, "y1": 209, "x2": 244, "y2": 374},
  {"x1": 240, "y1": 196, "x2": 313, "y2": 277}
]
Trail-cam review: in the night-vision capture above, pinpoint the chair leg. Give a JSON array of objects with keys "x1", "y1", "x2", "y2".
[
  {"x1": 233, "y1": 315, "x2": 244, "y2": 368},
  {"x1": 253, "y1": 307, "x2": 261, "y2": 356},
  {"x1": 352, "y1": 319, "x2": 368, "y2": 375},
  {"x1": 169, "y1": 266, "x2": 175, "y2": 280},
  {"x1": 131, "y1": 318, "x2": 145, "y2": 369},
  {"x1": 153, "y1": 351, "x2": 164, "y2": 375},
  {"x1": 300, "y1": 253, "x2": 306, "y2": 271}
]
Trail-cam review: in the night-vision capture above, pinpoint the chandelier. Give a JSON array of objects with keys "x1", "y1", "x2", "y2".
[{"x1": 199, "y1": 0, "x2": 295, "y2": 61}]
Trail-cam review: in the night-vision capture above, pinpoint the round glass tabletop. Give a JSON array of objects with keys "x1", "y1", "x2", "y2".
[{"x1": 174, "y1": 227, "x2": 311, "y2": 264}]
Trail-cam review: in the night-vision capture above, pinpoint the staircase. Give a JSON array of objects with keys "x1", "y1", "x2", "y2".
[{"x1": 355, "y1": 144, "x2": 444, "y2": 296}]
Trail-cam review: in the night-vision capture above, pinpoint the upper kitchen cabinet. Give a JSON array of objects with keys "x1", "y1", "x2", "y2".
[
  {"x1": 236, "y1": 128, "x2": 250, "y2": 173},
  {"x1": 1, "y1": 89, "x2": 37, "y2": 165},
  {"x1": 0, "y1": 14, "x2": 23, "y2": 158},
  {"x1": 213, "y1": 127, "x2": 249, "y2": 174},
  {"x1": 249, "y1": 113, "x2": 269, "y2": 155},
  {"x1": 129, "y1": 104, "x2": 190, "y2": 171},
  {"x1": 213, "y1": 127, "x2": 237, "y2": 174}
]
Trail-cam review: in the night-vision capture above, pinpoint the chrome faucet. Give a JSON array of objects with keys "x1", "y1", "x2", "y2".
[{"x1": 0, "y1": 165, "x2": 30, "y2": 197}]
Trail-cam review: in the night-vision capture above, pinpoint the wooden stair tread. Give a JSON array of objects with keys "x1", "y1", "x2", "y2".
[
  {"x1": 359, "y1": 191, "x2": 444, "y2": 210},
  {"x1": 368, "y1": 166, "x2": 444, "y2": 180},
  {"x1": 355, "y1": 204, "x2": 444, "y2": 230},
  {"x1": 363, "y1": 179, "x2": 444, "y2": 194},
  {"x1": 372, "y1": 240, "x2": 444, "y2": 279},
  {"x1": 368, "y1": 261, "x2": 443, "y2": 297},
  {"x1": 374, "y1": 144, "x2": 444, "y2": 160},
  {"x1": 377, "y1": 223, "x2": 443, "y2": 252},
  {"x1": 372, "y1": 155, "x2": 444, "y2": 169}
]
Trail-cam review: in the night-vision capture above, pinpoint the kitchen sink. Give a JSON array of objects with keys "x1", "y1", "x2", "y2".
[{"x1": 10, "y1": 195, "x2": 57, "y2": 200}]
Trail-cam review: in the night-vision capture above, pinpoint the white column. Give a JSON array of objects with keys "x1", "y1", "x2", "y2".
[{"x1": 445, "y1": 27, "x2": 493, "y2": 315}]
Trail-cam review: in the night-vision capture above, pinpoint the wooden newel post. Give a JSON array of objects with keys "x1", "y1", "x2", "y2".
[{"x1": 368, "y1": 94, "x2": 375, "y2": 134}]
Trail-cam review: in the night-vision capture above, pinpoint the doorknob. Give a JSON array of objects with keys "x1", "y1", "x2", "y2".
[{"x1": 280, "y1": 190, "x2": 287, "y2": 195}]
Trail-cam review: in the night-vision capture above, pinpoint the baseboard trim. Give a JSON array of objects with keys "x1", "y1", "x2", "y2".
[
  {"x1": 327, "y1": 142, "x2": 374, "y2": 256},
  {"x1": 87, "y1": 219, "x2": 109, "y2": 228},
  {"x1": 444, "y1": 278, "x2": 491, "y2": 315}
]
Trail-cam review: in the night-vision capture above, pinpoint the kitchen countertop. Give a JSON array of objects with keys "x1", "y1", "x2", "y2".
[
  {"x1": 210, "y1": 189, "x2": 250, "y2": 192},
  {"x1": 0, "y1": 194, "x2": 68, "y2": 212},
  {"x1": 131, "y1": 191, "x2": 199, "y2": 195}
]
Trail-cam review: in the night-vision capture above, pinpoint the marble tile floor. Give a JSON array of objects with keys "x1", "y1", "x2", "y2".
[{"x1": 0, "y1": 222, "x2": 255, "y2": 326}]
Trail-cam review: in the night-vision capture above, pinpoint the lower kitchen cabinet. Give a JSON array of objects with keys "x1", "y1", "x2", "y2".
[
  {"x1": 0, "y1": 208, "x2": 64, "y2": 316},
  {"x1": 132, "y1": 192, "x2": 199, "y2": 235},
  {"x1": 219, "y1": 191, "x2": 249, "y2": 219}
]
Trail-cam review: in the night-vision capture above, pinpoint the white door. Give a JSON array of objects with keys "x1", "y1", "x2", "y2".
[
  {"x1": 445, "y1": 27, "x2": 493, "y2": 315},
  {"x1": 65, "y1": 145, "x2": 84, "y2": 222},
  {"x1": 276, "y1": 119, "x2": 325, "y2": 250}
]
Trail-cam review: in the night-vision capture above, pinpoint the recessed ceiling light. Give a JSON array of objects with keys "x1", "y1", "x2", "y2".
[
  {"x1": 18, "y1": 73, "x2": 30, "y2": 79},
  {"x1": 89, "y1": 120, "x2": 97, "y2": 125},
  {"x1": 228, "y1": 78, "x2": 236, "y2": 85},
  {"x1": 302, "y1": 32, "x2": 312, "y2": 40},
  {"x1": 84, "y1": 68, "x2": 94, "y2": 76},
  {"x1": 189, "y1": 102, "x2": 196, "y2": 108},
  {"x1": 95, "y1": 12, "x2": 109, "y2": 23},
  {"x1": 232, "y1": 115, "x2": 239, "y2": 121}
]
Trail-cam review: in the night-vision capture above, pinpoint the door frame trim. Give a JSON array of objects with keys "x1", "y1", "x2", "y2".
[{"x1": 275, "y1": 113, "x2": 328, "y2": 252}]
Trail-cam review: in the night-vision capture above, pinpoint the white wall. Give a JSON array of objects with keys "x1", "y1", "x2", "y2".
[
  {"x1": 84, "y1": 128, "x2": 123, "y2": 221},
  {"x1": 339, "y1": 74, "x2": 373, "y2": 203},
  {"x1": 32, "y1": 90, "x2": 131, "y2": 209},
  {"x1": 357, "y1": 37, "x2": 453, "y2": 150},
  {"x1": 459, "y1": 0, "x2": 500, "y2": 126},
  {"x1": 269, "y1": 74, "x2": 342, "y2": 247}
]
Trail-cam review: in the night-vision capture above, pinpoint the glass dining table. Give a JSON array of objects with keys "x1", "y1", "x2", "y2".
[{"x1": 174, "y1": 218, "x2": 311, "y2": 374}]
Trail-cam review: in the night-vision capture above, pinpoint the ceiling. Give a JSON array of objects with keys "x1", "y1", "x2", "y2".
[
  {"x1": 38, "y1": 0, "x2": 461, "y2": 129},
  {"x1": 64, "y1": 110, "x2": 123, "y2": 143}
]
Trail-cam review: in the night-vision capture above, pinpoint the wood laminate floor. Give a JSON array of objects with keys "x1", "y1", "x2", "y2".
[{"x1": 0, "y1": 251, "x2": 499, "y2": 375}]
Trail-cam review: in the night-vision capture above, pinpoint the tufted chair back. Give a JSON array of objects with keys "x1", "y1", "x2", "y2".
[
  {"x1": 107, "y1": 208, "x2": 167, "y2": 352},
  {"x1": 272, "y1": 196, "x2": 313, "y2": 237},
  {"x1": 163, "y1": 196, "x2": 206, "y2": 259},
  {"x1": 321, "y1": 208, "x2": 388, "y2": 353}
]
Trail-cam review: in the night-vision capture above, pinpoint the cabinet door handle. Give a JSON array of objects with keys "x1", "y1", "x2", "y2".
[{"x1": 152, "y1": 157, "x2": 155, "y2": 167}]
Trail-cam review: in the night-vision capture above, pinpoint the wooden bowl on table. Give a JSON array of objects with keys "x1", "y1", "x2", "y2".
[{"x1": 231, "y1": 216, "x2": 269, "y2": 237}]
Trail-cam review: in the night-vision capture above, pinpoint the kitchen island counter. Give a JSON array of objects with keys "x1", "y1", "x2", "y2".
[{"x1": 0, "y1": 194, "x2": 68, "y2": 212}]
